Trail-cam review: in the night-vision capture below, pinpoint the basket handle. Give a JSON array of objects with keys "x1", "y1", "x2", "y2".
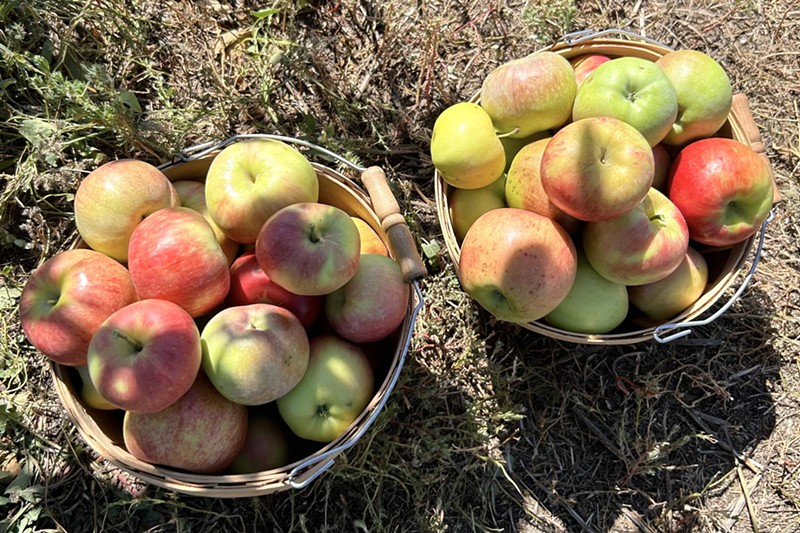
[
  {"x1": 558, "y1": 28, "x2": 670, "y2": 48},
  {"x1": 360, "y1": 166, "x2": 428, "y2": 282}
]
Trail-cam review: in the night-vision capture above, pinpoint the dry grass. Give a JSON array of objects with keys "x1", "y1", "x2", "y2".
[{"x1": 1, "y1": 0, "x2": 799, "y2": 531}]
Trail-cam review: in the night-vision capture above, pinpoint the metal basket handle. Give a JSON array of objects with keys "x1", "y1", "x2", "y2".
[{"x1": 558, "y1": 28, "x2": 671, "y2": 49}]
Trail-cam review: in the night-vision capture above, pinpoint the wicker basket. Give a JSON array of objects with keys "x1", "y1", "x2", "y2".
[
  {"x1": 433, "y1": 29, "x2": 780, "y2": 345},
  {"x1": 50, "y1": 135, "x2": 427, "y2": 497}
]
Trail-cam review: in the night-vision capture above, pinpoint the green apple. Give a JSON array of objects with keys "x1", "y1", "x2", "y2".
[
  {"x1": 449, "y1": 174, "x2": 506, "y2": 242},
  {"x1": 572, "y1": 56, "x2": 678, "y2": 146},
  {"x1": 628, "y1": 246, "x2": 709, "y2": 320},
  {"x1": 76, "y1": 365, "x2": 117, "y2": 411},
  {"x1": 459, "y1": 208, "x2": 577, "y2": 323},
  {"x1": 431, "y1": 102, "x2": 506, "y2": 189},
  {"x1": 656, "y1": 49, "x2": 733, "y2": 145},
  {"x1": 500, "y1": 131, "x2": 549, "y2": 173},
  {"x1": 545, "y1": 252, "x2": 628, "y2": 334},
  {"x1": 277, "y1": 335, "x2": 375, "y2": 443},
  {"x1": 205, "y1": 139, "x2": 319, "y2": 244},
  {"x1": 505, "y1": 137, "x2": 580, "y2": 235},
  {"x1": 480, "y1": 51, "x2": 577, "y2": 138},
  {"x1": 351, "y1": 216, "x2": 388, "y2": 256},
  {"x1": 172, "y1": 180, "x2": 240, "y2": 264},
  {"x1": 74, "y1": 159, "x2": 178, "y2": 262}
]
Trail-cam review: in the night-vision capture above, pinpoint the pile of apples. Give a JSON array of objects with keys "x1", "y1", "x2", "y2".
[
  {"x1": 20, "y1": 138, "x2": 411, "y2": 474},
  {"x1": 433, "y1": 48, "x2": 775, "y2": 334}
]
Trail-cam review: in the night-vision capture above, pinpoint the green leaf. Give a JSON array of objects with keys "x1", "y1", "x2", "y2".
[
  {"x1": 117, "y1": 90, "x2": 141, "y2": 113},
  {"x1": 19, "y1": 118, "x2": 56, "y2": 146},
  {"x1": 252, "y1": 8, "x2": 280, "y2": 19},
  {"x1": 0, "y1": 286, "x2": 21, "y2": 310},
  {"x1": 421, "y1": 240, "x2": 441, "y2": 260}
]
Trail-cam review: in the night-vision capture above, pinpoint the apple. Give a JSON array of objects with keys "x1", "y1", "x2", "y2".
[
  {"x1": 583, "y1": 188, "x2": 689, "y2": 286},
  {"x1": 480, "y1": 51, "x2": 577, "y2": 138},
  {"x1": 540, "y1": 116, "x2": 654, "y2": 222},
  {"x1": 628, "y1": 246, "x2": 709, "y2": 320},
  {"x1": 545, "y1": 251, "x2": 629, "y2": 334},
  {"x1": 570, "y1": 54, "x2": 611, "y2": 84},
  {"x1": 324, "y1": 254, "x2": 410, "y2": 343},
  {"x1": 572, "y1": 56, "x2": 678, "y2": 146},
  {"x1": 205, "y1": 139, "x2": 319, "y2": 244},
  {"x1": 351, "y1": 216, "x2": 389, "y2": 256},
  {"x1": 255, "y1": 202, "x2": 361, "y2": 296},
  {"x1": 74, "y1": 159, "x2": 178, "y2": 262},
  {"x1": 127, "y1": 206, "x2": 230, "y2": 318},
  {"x1": 504, "y1": 137, "x2": 581, "y2": 234},
  {"x1": 667, "y1": 137, "x2": 774, "y2": 247},
  {"x1": 201, "y1": 303, "x2": 310, "y2": 406},
  {"x1": 20, "y1": 248, "x2": 138, "y2": 367},
  {"x1": 229, "y1": 411, "x2": 291, "y2": 473},
  {"x1": 87, "y1": 299, "x2": 202, "y2": 413},
  {"x1": 225, "y1": 252, "x2": 323, "y2": 329},
  {"x1": 500, "y1": 131, "x2": 550, "y2": 173},
  {"x1": 277, "y1": 335, "x2": 375, "y2": 443},
  {"x1": 449, "y1": 174, "x2": 506, "y2": 242},
  {"x1": 123, "y1": 372, "x2": 248, "y2": 474},
  {"x1": 430, "y1": 102, "x2": 506, "y2": 189},
  {"x1": 172, "y1": 180, "x2": 240, "y2": 264},
  {"x1": 651, "y1": 143, "x2": 671, "y2": 191},
  {"x1": 656, "y1": 49, "x2": 733, "y2": 145},
  {"x1": 459, "y1": 208, "x2": 577, "y2": 323},
  {"x1": 76, "y1": 366, "x2": 117, "y2": 411}
]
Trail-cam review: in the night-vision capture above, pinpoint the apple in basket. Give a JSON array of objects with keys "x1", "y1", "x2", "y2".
[
  {"x1": 277, "y1": 334, "x2": 375, "y2": 443},
  {"x1": 172, "y1": 179, "x2": 240, "y2": 264},
  {"x1": 480, "y1": 51, "x2": 577, "y2": 138},
  {"x1": 204, "y1": 138, "x2": 320, "y2": 244},
  {"x1": 73, "y1": 159, "x2": 178, "y2": 262},
  {"x1": 255, "y1": 202, "x2": 361, "y2": 296},
  {"x1": 540, "y1": 116, "x2": 654, "y2": 222},
  {"x1": 458, "y1": 208, "x2": 578, "y2": 324},
  {"x1": 87, "y1": 299, "x2": 202, "y2": 413},
  {"x1": 570, "y1": 54, "x2": 610, "y2": 85},
  {"x1": 201, "y1": 303, "x2": 310, "y2": 406},
  {"x1": 19, "y1": 248, "x2": 138, "y2": 367},
  {"x1": 123, "y1": 372, "x2": 248, "y2": 474},
  {"x1": 351, "y1": 216, "x2": 389, "y2": 256},
  {"x1": 583, "y1": 187, "x2": 689, "y2": 286},
  {"x1": 667, "y1": 137, "x2": 774, "y2": 247},
  {"x1": 572, "y1": 56, "x2": 678, "y2": 146},
  {"x1": 656, "y1": 49, "x2": 733, "y2": 146},
  {"x1": 225, "y1": 252, "x2": 323, "y2": 329},
  {"x1": 229, "y1": 410, "x2": 291, "y2": 474},
  {"x1": 449, "y1": 174, "x2": 507, "y2": 243},
  {"x1": 324, "y1": 253, "x2": 410, "y2": 344},
  {"x1": 127, "y1": 206, "x2": 230, "y2": 318}
]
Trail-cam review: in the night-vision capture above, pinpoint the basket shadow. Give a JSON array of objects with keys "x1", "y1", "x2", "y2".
[{"x1": 490, "y1": 281, "x2": 780, "y2": 532}]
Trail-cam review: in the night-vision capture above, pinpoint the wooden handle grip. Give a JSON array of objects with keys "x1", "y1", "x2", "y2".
[
  {"x1": 731, "y1": 93, "x2": 782, "y2": 203},
  {"x1": 361, "y1": 166, "x2": 428, "y2": 282}
]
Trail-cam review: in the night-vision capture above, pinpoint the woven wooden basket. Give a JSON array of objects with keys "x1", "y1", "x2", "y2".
[
  {"x1": 433, "y1": 29, "x2": 780, "y2": 345},
  {"x1": 49, "y1": 135, "x2": 427, "y2": 497}
]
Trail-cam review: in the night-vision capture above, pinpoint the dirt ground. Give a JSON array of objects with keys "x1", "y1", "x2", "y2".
[{"x1": 1, "y1": 1, "x2": 799, "y2": 532}]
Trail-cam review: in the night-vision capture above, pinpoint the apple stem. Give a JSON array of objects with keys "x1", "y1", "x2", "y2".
[
  {"x1": 308, "y1": 223, "x2": 321, "y2": 244},
  {"x1": 496, "y1": 128, "x2": 521, "y2": 139},
  {"x1": 317, "y1": 404, "x2": 329, "y2": 417},
  {"x1": 113, "y1": 330, "x2": 143, "y2": 353}
]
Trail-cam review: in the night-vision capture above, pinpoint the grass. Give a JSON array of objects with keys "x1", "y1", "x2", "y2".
[{"x1": 2, "y1": 0, "x2": 800, "y2": 531}]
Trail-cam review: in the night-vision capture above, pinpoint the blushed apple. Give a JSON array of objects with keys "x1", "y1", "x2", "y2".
[
  {"x1": 172, "y1": 180, "x2": 240, "y2": 264},
  {"x1": 449, "y1": 174, "x2": 506, "y2": 242},
  {"x1": 277, "y1": 335, "x2": 375, "y2": 443},
  {"x1": 540, "y1": 116, "x2": 654, "y2": 222},
  {"x1": 205, "y1": 139, "x2": 319, "y2": 243},
  {"x1": 127, "y1": 207, "x2": 230, "y2": 318},
  {"x1": 324, "y1": 254, "x2": 409, "y2": 343},
  {"x1": 500, "y1": 131, "x2": 550, "y2": 173},
  {"x1": 570, "y1": 54, "x2": 611, "y2": 84},
  {"x1": 123, "y1": 372, "x2": 248, "y2": 474},
  {"x1": 459, "y1": 208, "x2": 577, "y2": 323},
  {"x1": 667, "y1": 137, "x2": 773, "y2": 247},
  {"x1": 87, "y1": 299, "x2": 202, "y2": 413},
  {"x1": 20, "y1": 248, "x2": 138, "y2": 367},
  {"x1": 628, "y1": 246, "x2": 709, "y2": 320},
  {"x1": 351, "y1": 216, "x2": 388, "y2": 256},
  {"x1": 584, "y1": 188, "x2": 689, "y2": 286},
  {"x1": 201, "y1": 303, "x2": 310, "y2": 406},
  {"x1": 229, "y1": 411, "x2": 291, "y2": 473},
  {"x1": 255, "y1": 202, "x2": 361, "y2": 296},
  {"x1": 74, "y1": 159, "x2": 178, "y2": 262},
  {"x1": 651, "y1": 143, "x2": 671, "y2": 191},
  {"x1": 225, "y1": 252, "x2": 323, "y2": 329}
]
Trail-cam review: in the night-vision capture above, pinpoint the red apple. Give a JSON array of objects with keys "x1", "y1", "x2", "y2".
[
  {"x1": 324, "y1": 254, "x2": 409, "y2": 343},
  {"x1": 87, "y1": 299, "x2": 202, "y2": 413},
  {"x1": 128, "y1": 207, "x2": 231, "y2": 318},
  {"x1": 20, "y1": 249, "x2": 138, "y2": 366},
  {"x1": 459, "y1": 208, "x2": 577, "y2": 323},
  {"x1": 123, "y1": 372, "x2": 248, "y2": 474},
  {"x1": 172, "y1": 180, "x2": 240, "y2": 264},
  {"x1": 540, "y1": 116, "x2": 654, "y2": 222},
  {"x1": 570, "y1": 54, "x2": 611, "y2": 84},
  {"x1": 226, "y1": 252, "x2": 323, "y2": 329},
  {"x1": 667, "y1": 138, "x2": 774, "y2": 247},
  {"x1": 74, "y1": 159, "x2": 178, "y2": 262},
  {"x1": 584, "y1": 188, "x2": 689, "y2": 286},
  {"x1": 201, "y1": 303, "x2": 310, "y2": 406},
  {"x1": 651, "y1": 143, "x2": 672, "y2": 191},
  {"x1": 229, "y1": 411, "x2": 291, "y2": 473},
  {"x1": 255, "y1": 202, "x2": 360, "y2": 296}
]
